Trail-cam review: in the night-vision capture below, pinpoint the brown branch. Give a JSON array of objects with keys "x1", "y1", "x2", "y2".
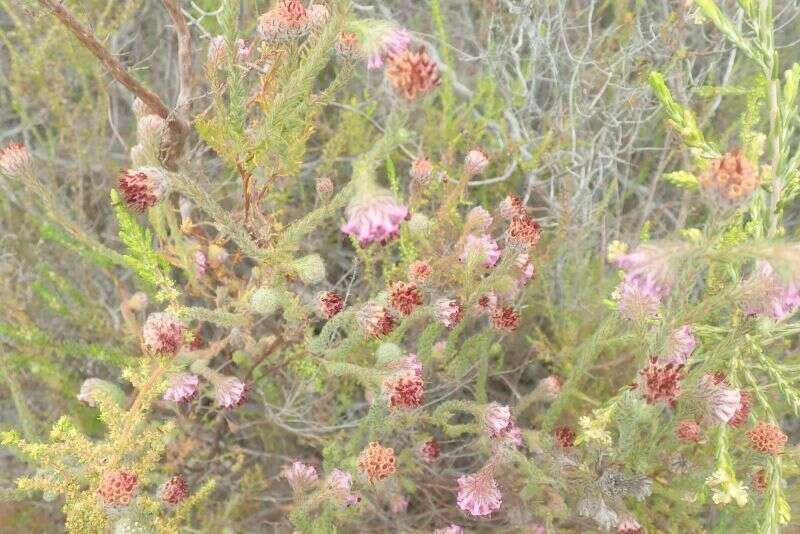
[
  {"x1": 37, "y1": 0, "x2": 189, "y2": 167},
  {"x1": 161, "y1": 0, "x2": 193, "y2": 122}
]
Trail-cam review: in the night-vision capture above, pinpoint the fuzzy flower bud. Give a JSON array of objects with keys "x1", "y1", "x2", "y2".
[
  {"x1": 293, "y1": 254, "x2": 326, "y2": 284},
  {"x1": 386, "y1": 46, "x2": 441, "y2": 100},
  {"x1": 410, "y1": 157, "x2": 433, "y2": 185},
  {"x1": 118, "y1": 167, "x2": 170, "y2": 212},
  {"x1": 358, "y1": 302, "x2": 396, "y2": 337},
  {"x1": 407, "y1": 213, "x2": 432, "y2": 236},
  {"x1": 408, "y1": 260, "x2": 432, "y2": 282},
  {"x1": 365, "y1": 27, "x2": 410, "y2": 70},
  {"x1": 457, "y1": 467, "x2": 502, "y2": 517},
  {"x1": 159, "y1": 475, "x2": 189, "y2": 506},
  {"x1": 419, "y1": 439, "x2": 440, "y2": 462},
  {"x1": 460, "y1": 234, "x2": 501, "y2": 268},
  {"x1": 214, "y1": 375, "x2": 248, "y2": 409},
  {"x1": 250, "y1": 287, "x2": 281, "y2": 316},
  {"x1": 77, "y1": 378, "x2": 126, "y2": 408},
  {"x1": 282, "y1": 461, "x2": 319, "y2": 493},
  {"x1": 434, "y1": 298, "x2": 463, "y2": 328},
  {"x1": 316, "y1": 175, "x2": 334, "y2": 197},
  {"x1": 0, "y1": 142, "x2": 33, "y2": 178},
  {"x1": 163, "y1": 373, "x2": 199, "y2": 403},
  {"x1": 125, "y1": 292, "x2": 149, "y2": 313},
  {"x1": 464, "y1": 149, "x2": 489, "y2": 176},
  {"x1": 535, "y1": 375, "x2": 561, "y2": 400},
  {"x1": 466, "y1": 206, "x2": 493, "y2": 232},
  {"x1": 142, "y1": 312, "x2": 184, "y2": 355},
  {"x1": 662, "y1": 325, "x2": 697, "y2": 365},
  {"x1": 341, "y1": 186, "x2": 409, "y2": 247},
  {"x1": 676, "y1": 420, "x2": 702, "y2": 442}
]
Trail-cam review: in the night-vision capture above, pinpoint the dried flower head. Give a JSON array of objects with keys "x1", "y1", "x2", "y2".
[
  {"x1": 389, "y1": 280, "x2": 423, "y2": 316},
  {"x1": 214, "y1": 376, "x2": 247, "y2": 408},
  {"x1": 499, "y1": 195, "x2": 525, "y2": 219},
  {"x1": 746, "y1": 422, "x2": 788, "y2": 455},
  {"x1": 386, "y1": 46, "x2": 441, "y2": 100},
  {"x1": 358, "y1": 302, "x2": 396, "y2": 337},
  {"x1": 638, "y1": 357, "x2": 685, "y2": 407},
  {"x1": 699, "y1": 148, "x2": 760, "y2": 204},
  {"x1": 98, "y1": 470, "x2": 138, "y2": 507},
  {"x1": 460, "y1": 234, "x2": 502, "y2": 268},
  {"x1": 752, "y1": 468, "x2": 768, "y2": 493},
  {"x1": 282, "y1": 461, "x2": 319, "y2": 493},
  {"x1": 160, "y1": 475, "x2": 189, "y2": 506},
  {"x1": 357, "y1": 442, "x2": 397, "y2": 484},
  {"x1": 163, "y1": 373, "x2": 199, "y2": 403},
  {"x1": 435, "y1": 298, "x2": 463, "y2": 328},
  {"x1": 142, "y1": 312, "x2": 184, "y2": 355},
  {"x1": 341, "y1": 186, "x2": 409, "y2": 246},
  {"x1": 409, "y1": 260, "x2": 432, "y2": 282},
  {"x1": 316, "y1": 175, "x2": 334, "y2": 196},
  {"x1": 507, "y1": 215, "x2": 541, "y2": 248},
  {"x1": 456, "y1": 467, "x2": 502, "y2": 517},
  {"x1": 728, "y1": 391, "x2": 751, "y2": 428},
  {"x1": 676, "y1": 420, "x2": 702, "y2": 442},
  {"x1": 419, "y1": 439, "x2": 440, "y2": 462},
  {"x1": 384, "y1": 373, "x2": 424, "y2": 409},
  {"x1": 318, "y1": 290, "x2": 344, "y2": 319},
  {"x1": 257, "y1": 0, "x2": 310, "y2": 44},
  {"x1": 410, "y1": 157, "x2": 434, "y2": 185},
  {"x1": 464, "y1": 149, "x2": 490, "y2": 176},
  {"x1": 0, "y1": 142, "x2": 33, "y2": 179},
  {"x1": 118, "y1": 167, "x2": 170, "y2": 212},
  {"x1": 491, "y1": 306, "x2": 521, "y2": 331},
  {"x1": 553, "y1": 426, "x2": 576, "y2": 448},
  {"x1": 335, "y1": 31, "x2": 359, "y2": 59},
  {"x1": 696, "y1": 374, "x2": 742, "y2": 424}
]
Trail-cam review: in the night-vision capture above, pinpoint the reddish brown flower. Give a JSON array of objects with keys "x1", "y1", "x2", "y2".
[
  {"x1": 410, "y1": 157, "x2": 434, "y2": 185},
  {"x1": 98, "y1": 470, "x2": 138, "y2": 506},
  {"x1": 0, "y1": 142, "x2": 32, "y2": 178},
  {"x1": 118, "y1": 167, "x2": 170, "y2": 212},
  {"x1": 699, "y1": 148, "x2": 760, "y2": 204},
  {"x1": 419, "y1": 439, "x2": 440, "y2": 462},
  {"x1": 491, "y1": 307, "x2": 520, "y2": 331},
  {"x1": 335, "y1": 31, "x2": 359, "y2": 59},
  {"x1": 409, "y1": 260, "x2": 432, "y2": 282},
  {"x1": 358, "y1": 302, "x2": 395, "y2": 337},
  {"x1": 675, "y1": 420, "x2": 701, "y2": 443},
  {"x1": 318, "y1": 290, "x2": 344, "y2": 319},
  {"x1": 357, "y1": 442, "x2": 397, "y2": 484},
  {"x1": 746, "y1": 422, "x2": 788, "y2": 455},
  {"x1": 638, "y1": 358, "x2": 685, "y2": 407},
  {"x1": 553, "y1": 426, "x2": 576, "y2": 449},
  {"x1": 727, "y1": 391, "x2": 751, "y2": 428},
  {"x1": 384, "y1": 373, "x2": 424, "y2": 409},
  {"x1": 389, "y1": 281, "x2": 423, "y2": 316},
  {"x1": 385, "y1": 46, "x2": 441, "y2": 100},
  {"x1": 257, "y1": 0, "x2": 310, "y2": 44},
  {"x1": 160, "y1": 474, "x2": 189, "y2": 506},
  {"x1": 507, "y1": 215, "x2": 541, "y2": 248},
  {"x1": 499, "y1": 195, "x2": 525, "y2": 220}
]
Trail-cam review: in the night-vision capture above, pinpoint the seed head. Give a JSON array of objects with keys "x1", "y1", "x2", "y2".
[
  {"x1": 389, "y1": 280, "x2": 423, "y2": 316},
  {"x1": 386, "y1": 46, "x2": 441, "y2": 100},
  {"x1": 746, "y1": 422, "x2": 788, "y2": 455},
  {"x1": 98, "y1": 470, "x2": 138, "y2": 507},
  {"x1": 357, "y1": 442, "x2": 397, "y2": 485},
  {"x1": 160, "y1": 475, "x2": 189, "y2": 506}
]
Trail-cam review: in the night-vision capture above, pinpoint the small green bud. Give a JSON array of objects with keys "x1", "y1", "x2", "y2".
[
  {"x1": 408, "y1": 213, "x2": 432, "y2": 235},
  {"x1": 376, "y1": 342, "x2": 402, "y2": 364},
  {"x1": 293, "y1": 254, "x2": 326, "y2": 284},
  {"x1": 250, "y1": 287, "x2": 281, "y2": 315},
  {"x1": 77, "y1": 378, "x2": 127, "y2": 408}
]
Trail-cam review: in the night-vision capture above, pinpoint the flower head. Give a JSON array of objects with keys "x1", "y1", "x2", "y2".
[
  {"x1": 614, "y1": 274, "x2": 666, "y2": 321},
  {"x1": 98, "y1": 470, "x2": 138, "y2": 507},
  {"x1": 662, "y1": 325, "x2": 697, "y2": 365},
  {"x1": 142, "y1": 312, "x2": 184, "y2": 355},
  {"x1": 466, "y1": 206, "x2": 493, "y2": 232},
  {"x1": 746, "y1": 422, "x2": 788, "y2": 455},
  {"x1": 327, "y1": 469, "x2": 360, "y2": 506},
  {"x1": 699, "y1": 148, "x2": 760, "y2": 204},
  {"x1": 163, "y1": 373, "x2": 199, "y2": 403},
  {"x1": 160, "y1": 475, "x2": 189, "y2": 506},
  {"x1": 464, "y1": 149, "x2": 489, "y2": 176},
  {"x1": 536, "y1": 375, "x2": 561, "y2": 400},
  {"x1": 384, "y1": 373, "x2": 424, "y2": 409},
  {"x1": 118, "y1": 167, "x2": 170, "y2": 212},
  {"x1": 435, "y1": 298, "x2": 463, "y2": 328},
  {"x1": 410, "y1": 157, "x2": 433, "y2": 185},
  {"x1": 460, "y1": 234, "x2": 501, "y2": 268},
  {"x1": 553, "y1": 426, "x2": 576, "y2": 449},
  {"x1": 357, "y1": 302, "x2": 396, "y2": 337},
  {"x1": 507, "y1": 215, "x2": 541, "y2": 248},
  {"x1": 476, "y1": 291, "x2": 499, "y2": 314},
  {"x1": 419, "y1": 439, "x2": 440, "y2": 462},
  {"x1": 357, "y1": 442, "x2": 397, "y2": 484},
  {"x1": 409, "y1": 260, "x2": 432, "y2": 282},
  {"x1": 515, "y1": 253, "x2": 536, "y2": 286},
  {"x1": 752, "y1": 469, "x2": 768, "y2": 493},
  {"x1": 282, "y1": 461, "x2": 319, "y2": 493},
  {"x1": 696, "y1": 374, "x2": 741, "y2": 424},
  {"x1": 484, "y1": 403, "x2": 512, "y2": 436},
  {"x1": 318, "y1": 290, "x2": 344, "y2": 319},
  {"x1": 499, "y1": 195, "x2": 524, "y2": 220},
  {"x1": 366, "y1": 27, "x2": 410, "y2": 70},
  {"x1": 335, "y1": 31, "x2": 359, "y2": 59},
  {"x1": 386, "y1": 46, "x2": 441, "y2": 100},
  {"x1": 456, "y1": 467, "x2": 502, "y2": 517},
  {"x1": 0, "y1": 142, "x2": 33, "y2": 178},
  {"x1": 742, "y1": 261, "x2": 800, "y2": 321},
  {"x1": 491, "y1": 306, "x2": 520, "y2": 331},
  {"x1": 214, "y1": 376, "x2": 247, "y2": 409},
  {"x1": 389, "y1": 280, "x2": 423, "y2": 316},
  {"x1": 676, "y1": 420, "x2": 701, "y2": 442},
  {"x1": 341, "y1": 186, "x2": 409, "y2": 246},
  {"x1": 637, "y1": 358, "x2": 685, "y2": 407},
  {"x1": 257, "y1": 0, "x2": 310, "y2": 44},
  {"x1": 728, "y1": 391, "x2": 751, "y2": 428},
  {"x1": 308, "y1": 3, "x2": 330, "y2": 29}
]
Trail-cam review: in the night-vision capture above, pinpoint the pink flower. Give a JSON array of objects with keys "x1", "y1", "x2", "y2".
[
  {"x1": 535, "y1": 375, "x2": 561, "y2": 400},
  {"x1": 460, "y1": 234, "x2": 501, "y2": 268},
  {"x1": 697, "y1": 374, "x2": 741, "y2": 424},
  {"x1": 398, "y1": 353, "x2": 423, "y2": 376},
  {"x1": 142, "y1": 312, "x2": 184, "y2": 355},
  {"x1": 118, "y1": 167, "x2": 170, "y2": 212},
  {"x1": 484, "y1": 403, "x2": 512, "y2": 436},
  {"x1": 457, "y1": 468, "x2": 502, "y2": 517},
  {"x1": 0, "y1": 142, "x2": 32, "y2": 178},
  {"x1": 515, "y1": 253, "x2": 535, "y2": 286},
  {"x1": 341, "y1": 187, "x2": 409, "y2": 246},
  {"x1": 434, "y1": 525, "x2": 464, "y2": 534},
  {"x1": 743, "y1": 261, "x2": 800, "y2": 321},
  {"x1": 389, "y1": 494, "x2": 409, "y2": 514},
  {"x1": 475, "y1": 291, "x2": 499, "y2": 314},
  {"x1": 466, "y1": 206, "x2": 493, "y2": 231},
  {"x1": 194, "y1": 250, "x2": 208, "y2": 277},
  {"x1": 614, "y1": 274, "x2": 665, "y2": 321},
  {"x1": 419, "y1": 439, "x2": 440, "y2": 462},
  {"x1": 435, "y1": 298, "x2": 463, "y2": 328},
  {"x1": 464, "y1": 149, "x2": 489, "y2": 176},
  {"x1": 163, "y1": 373, "x2": 199, "y2": 403},
  {"x1": 214, "y1": 376, "x2": 247, "y2": 408},
  {"x1": 327, "y1": 469, "x2": 361, "y2": 506},
  {"x1": 661, "y1": 325, "x2": 697, "y2": 365},
  {"x1": 499, "y1": 195, "x2": 524, "y2": 220},
  {"x1": 367, "y1": 28, "x2": 410, "y2": 70},
  {"x1": 617, "y1": 515, "x2": 642, "y2": 534},
  {"x1": 282, "y1": 461, "x2": 318, "y2": 493}
]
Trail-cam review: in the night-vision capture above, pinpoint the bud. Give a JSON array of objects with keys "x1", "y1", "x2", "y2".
[
  {"x1": 407, "y1": 213, "x2": 432, "y2": 235},
  {"x1": 293, "y1": 254, "x2": 326, "y2": 284},
  {"x1": 77, "y1": 378, "x2": 126, "y2": 408},
  {"x1": 376, "y1": 342, "x2": 403, "y2": 364},
  {"x1": 0, "y1": 142, "x2": 33, "y2": 179},
  {"x1": 136, "y1": 114, "x2": 166, "y2": 149},
  {"x1": 250, "y1": 287, "x2": 281, "y2": 315},
  {"x1": 410, "y1": 157, "x2": 433, "y2": 185},
  {"x1": 464, "y1": 149, "x2": 489, "y2": 176},
  {"x1": 335, "y1": 31, "x2": 360, "y2": 60},
  {"x1": 132, "y1": 97, "x2": 150, "y2": 119},
  {"x1": 316, "y1": 175, "x2": 334, "y2": 197},
  {"x1": 159, "y1": 475, "x2": 189, "y2": 506}
]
